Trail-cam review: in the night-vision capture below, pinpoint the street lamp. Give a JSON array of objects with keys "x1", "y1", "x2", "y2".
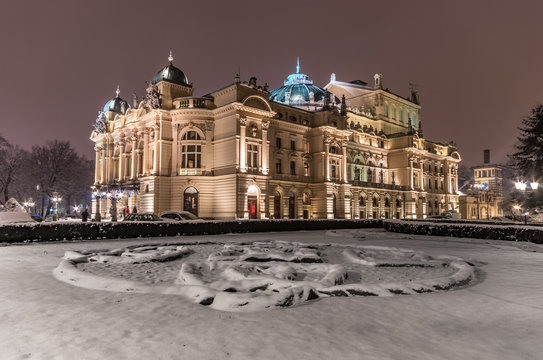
[
  {"x1": 23, "y1": 198, "x2": 35, "y2": 215},
  {"x1": 530, "y1": 182, "x2": 539, "y2": 190},
  {"x1": 51, "y1": 192, "x2": 61, "y2": 221}
]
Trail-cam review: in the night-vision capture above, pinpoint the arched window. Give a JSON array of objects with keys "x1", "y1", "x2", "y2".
[
  {"x1": 182, "y1": 131, "x2": 201, "y2": 140},
  {"x1": 367, "y1": 168, "x2": 373, "y2": 183},
  {"x1": 385, "y1": 197, "x2": 390, "y2": 207},
  {"x1": 373, "y1": 196, "x2": 379, "y2": 207},
  {"x1": 360, "y1": 195, "x2": 366, "y2": 206},
  {"x1": 398, "y1": 108, "x2": 403, "y2": 122},
  {"x1": 396, "y1": 198, "x2": 401, "y2": 208},
  {"x1": 391, "y1": 105, "x2": 396, "y2": 120},
  {"x1": 303, "y1": 192, "x2": 311, "y2": 205},
  {"x1": 354, "y1": 167, "x2": 361, "y2": 181},
  {"x1": 384, "y1": 103, "x2": 389, "y2": 117}
]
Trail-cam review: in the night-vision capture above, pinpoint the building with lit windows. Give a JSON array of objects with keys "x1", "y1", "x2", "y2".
[
  {"x1": 90, "y1": 53, "x2": 461, "y2": 220},
  {"x1": 459, "y1": 150, "x2": 503, "y2": 219}
]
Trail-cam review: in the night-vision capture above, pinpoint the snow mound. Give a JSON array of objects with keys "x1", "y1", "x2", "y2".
[
  {"x1": 0, "y1": 198, "x2": 33, "y2": 224},
  {"x1": 54, "y1": 241, "x2": 476, "y2": 312}
]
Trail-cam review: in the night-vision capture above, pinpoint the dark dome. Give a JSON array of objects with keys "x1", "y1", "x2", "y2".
[
  {"x1": 153, "y1": 52, "x2": 189, "y2": 86},
  {"x1": 269, "y1": 57, "x2": 325, "y2": 107},
  {"x1": 103, "y1": 87, "x2": 129, "y2": 114}
]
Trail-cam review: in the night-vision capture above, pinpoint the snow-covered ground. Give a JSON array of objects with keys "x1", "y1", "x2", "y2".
[{"x1": 1, "y1": 229, "x2": 542, "y2": 359}]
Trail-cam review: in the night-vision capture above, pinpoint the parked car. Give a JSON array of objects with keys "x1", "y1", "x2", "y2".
[
  {"x1": 123, "y1": 213, "x2": 163, "y2": 222},
  {"x1": 31, "y1": 215, "x2": 44, "y2": 222},
  {"x1": 159, "y1": 211, "x2": 201, "y2": 222}
]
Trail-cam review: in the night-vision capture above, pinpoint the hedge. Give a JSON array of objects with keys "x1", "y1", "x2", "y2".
[
  {"x1": 384, "y1": 220, "x2": 543, "y2": 244},
  {"x1": 0, "y1": 219, "x2": 383, "y2": 244}
]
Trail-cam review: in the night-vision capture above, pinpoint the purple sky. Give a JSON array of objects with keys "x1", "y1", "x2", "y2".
[{"x1": 1, "y1": 0, "x2": 542, "y2": 167}]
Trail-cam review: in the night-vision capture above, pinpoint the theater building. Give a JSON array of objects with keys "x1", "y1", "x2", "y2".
[{"x1": 90, "y1": 54, "x2": 461, "y2": 220}]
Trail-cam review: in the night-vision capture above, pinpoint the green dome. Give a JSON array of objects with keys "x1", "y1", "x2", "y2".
[
  {"x1": 153, "y1": 51, "x2": 189, "y2": 86},
  {"x1": 103, "y1": 87, "x2": 129, "y2": 114},
  {"x1": 269, "y1": 57, "x2": 325, "y2": 107}
]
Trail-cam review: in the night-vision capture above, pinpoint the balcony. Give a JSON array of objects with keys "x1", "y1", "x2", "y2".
[
  {"x1": 174, "y1": 97, "x2": 215, "y2": 109},
  {"x1": 178, "y1": 169, "x2": 203, "y2": 176}
]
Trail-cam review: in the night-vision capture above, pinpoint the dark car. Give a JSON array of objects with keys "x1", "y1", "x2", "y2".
[
  {"x1": 31, "y1": 215, "x2": 44, "y2": 222},
  {"x1": 123, "y1": 213, "x2": 163, "y2": 222},
  {"x1": 160, "y1": 211, "x2": 201, "y2": 222}
]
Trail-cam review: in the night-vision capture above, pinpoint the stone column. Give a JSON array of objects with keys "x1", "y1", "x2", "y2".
[
  {"x1": 420, "y1": 162, "x2": 424, "y2": 191},
  {"x1": 130, "y1": 134, "x2": 137, "y2": 179},
  {"x1": 143, "y1": 128, "x2": 150, "y2": 176},
  {"x1": 101, "y1": 147, "x2": 107, "y2": 183},
  {"x1": 342, "y1": 143, "x2": 348, "y2": 183},
  {"x1": 171, "y1": 123, "x2": 179, "y2": 176},
  {"x1": 409, "y1": 159, "x2": 414, "y2": 190},
  {"x1": 153, "y1": 126, "x2": 160, "y2": 175},
  {"x1": 239, "y1": 116, "x2": 247, "y2": 172},
  {"x1": 118, "y1": 139, "x2": 125, "y2": 181},
  {"x1": 94, "y1": 146, "x2": 101, "y2": 184},
  {"x1": 324, "y1": 138, "x2": 330, "y2": 181},
  {"x1": 261, "y1": 120, "x2": 269, "y2": 174}
]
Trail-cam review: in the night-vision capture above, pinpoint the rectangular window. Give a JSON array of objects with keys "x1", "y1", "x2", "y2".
[
  {"x1": 276, "y1": 159, "x2": 282, "y2": 174},
  {"x1": 276, "y1": 137, "x2": 282, "y2": 148},
  {"x1": 247, "y1": 144, "x2": 258, "y2": 169},
  {"x1": 290, "y1": 161, "x2": 296, "y2": 175},
  {"x1": 304, "y1": 162, "x2": 309, "y2": 176},
  {"x1": 290, "y1": 140, "x2": 296, "y2": 151},
  {"x1": 331, "y1": 164, "x2": 337, "y2": 178},
  {"x1": 304, "y1": 143, "x2": 309, "y2": 153},
  {"x1": 435, "y1": 179, "x2": 438, "y2": 189}
]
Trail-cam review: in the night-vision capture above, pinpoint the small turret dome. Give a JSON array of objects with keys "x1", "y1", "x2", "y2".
[
  {"x1": 270, "y1": 57, "x2": 326, "y2": 108},
  {"x1": 153, "y1": 51, "x2": 189, "y2": 86},
  {"x1": 103, "y1": 86, "x2": 129, "y2": 114}
]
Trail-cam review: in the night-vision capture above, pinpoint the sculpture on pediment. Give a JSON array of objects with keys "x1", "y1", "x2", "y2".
[
  {"x1": 93, "y1": 111, "x2": 108, "y2": 133},
  {"x1": 143, "y1": 81, "x2": 161, "y2": 110}
]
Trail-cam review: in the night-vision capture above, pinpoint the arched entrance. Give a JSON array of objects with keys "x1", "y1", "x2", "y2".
[
  {"x1": 288, "y1": 192, "x2": 295, "y2": 219},
  {"x1": 273, "y1": 191, "x2": 281, "y2": 219},
  {"x1": 184, "y1": 187, "x2": 198, "y2": 216},
  {"x1": 247, "y1": 185, "x2": 259, "y2": 219}
]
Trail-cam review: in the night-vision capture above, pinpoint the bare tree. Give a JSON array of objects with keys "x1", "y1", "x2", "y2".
[
  {"x1": 0, "y1": 135, "x2": 27, "y2": 205},
  {"x1": 30, "y1": 140, "x2": 94, "y2": 216}
]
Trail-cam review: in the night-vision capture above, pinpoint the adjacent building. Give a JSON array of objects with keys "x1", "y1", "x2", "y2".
[
  {"x1": 459, "y1": 150, "x2": 504, "y2": 219},
  {"x1": 90, "y1": 54, "x2": 461, "y2": 220}
]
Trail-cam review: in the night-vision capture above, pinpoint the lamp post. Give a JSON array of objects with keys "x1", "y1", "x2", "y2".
[
  {"x1": 514, "y1": 180, "x2": 540, "y2": 223},
  {"x1": 51, "y1": 192, "x2": 61, "y2": 221},
  {"x1": 23, "y1": 198, "x2": 35, "y2": 215},
  {"x1": 92, "y1": 187, "x2": 105, "y2": 222}
]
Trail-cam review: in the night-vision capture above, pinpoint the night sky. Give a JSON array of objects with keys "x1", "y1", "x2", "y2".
[{"x1": 1, "y1": 0, "x2": 541, "y2": 167}]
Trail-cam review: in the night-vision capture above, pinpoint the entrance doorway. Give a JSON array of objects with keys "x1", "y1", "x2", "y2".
[
  {"x1": 273, "y1": 192, "x2": 281, "y2": 219},
  {"x1": 247, "y1": 185, "x2": 259, "y2": 219},
  {"x1": 288, "y1": 193, "x2": 295, "y2": 219},
  {"x1": 184, "y1": 187, "x2": 198, "y2": 216}
]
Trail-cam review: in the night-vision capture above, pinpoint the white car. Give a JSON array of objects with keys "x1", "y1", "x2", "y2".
[{"x1": 159, "y1": 211, "x2": 202, "y2": 222}]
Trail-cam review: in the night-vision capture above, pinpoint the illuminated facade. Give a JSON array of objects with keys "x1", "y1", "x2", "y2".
[
  {"x1": 459, "y1": 150, "x2": 503, "y2": 219},
  {"x1": 90, "y1": 54, "x2": 461, "y2": 220}
]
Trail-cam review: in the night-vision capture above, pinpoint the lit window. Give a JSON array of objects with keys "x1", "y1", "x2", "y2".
[
  {"x1": 181, "y1": 145, "x2": 201, "y2": 168},
  {"x1": 304, "y1": 162, "x2": 309, "y2": 176},
  {"x1": 247, "y1": 144, "x2": 258, "y2": 170}
]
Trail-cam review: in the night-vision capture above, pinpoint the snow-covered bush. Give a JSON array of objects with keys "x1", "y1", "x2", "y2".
[
  {"x1": 0, "y1": 219, "x2": 383, "y2": 243},
  {"x1": 384, "y1": 220, "x2": 543, "y2": 244}
]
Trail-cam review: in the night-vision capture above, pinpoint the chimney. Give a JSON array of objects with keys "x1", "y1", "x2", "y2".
[{"x1": 483, "y1": 149, "x2": 490, "y2": 164}]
